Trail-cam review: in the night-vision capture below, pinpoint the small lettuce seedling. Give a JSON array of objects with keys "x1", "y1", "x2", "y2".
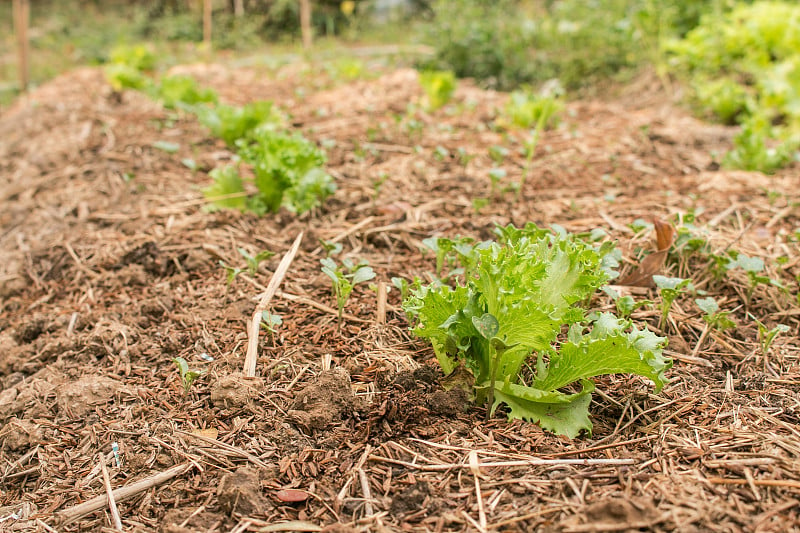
[
  {"x1": 239, "y1": 247, "x2": 275, "y2": 276},
  {"x1": 419, "y1": 70, "x2": 456, "y2": 111},
  {"x1": 755, "y1": 319, "x2": 790, "y2": 357},
  {"x1": 653, "y1": 275, "x2": 693, "y2": 331},
  {"x1": 105, "y1": 64, "x2": 151, "y2": 92},
  {"x1": 321, "y1": 257, "x2": 376, "y2": 329},
  {"x1": 404, "y1": 223, "x2": 670, "y2": 438},
  {"x1": 503, "y1": 90, "x2": 563, "y2": 130},
  {"x1": 204, "y1": 131, "x2": 336, "y2": 215},
  {"x1": 725, "y1": 253, "x2": 784, "y2": 307},
  {"x1": 173, "y1": 357, "x2": 203, "y2": 393},
  {"x1": 695, "y1": 297, "x2": 736, "y2": 331},
  {"x1": 109, "y1": 44, "x2": 156, "y2": 71}
]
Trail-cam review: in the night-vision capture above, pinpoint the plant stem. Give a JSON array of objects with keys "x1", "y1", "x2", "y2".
[{"x1": 486, "y1": 344, "x2": 501, "y2": 422}]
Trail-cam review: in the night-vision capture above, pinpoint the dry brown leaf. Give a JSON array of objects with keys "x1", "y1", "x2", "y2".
[
  {"x1": 617, "y1": 218, "x2": 675, "y2": 287},
  {"x1": 275, "y1": 489, "x2": 309, "y2": 503}
]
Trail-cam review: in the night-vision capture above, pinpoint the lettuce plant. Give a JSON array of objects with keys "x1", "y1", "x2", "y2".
[
  {"x1": 419, "y1": 70, "x2": 456, "y2": 111},
  {"x1": 196, "y1": 101, "x2": 283, "y2": 147},
  {"x1": 204, "y1": 130, "x2": 336, "y2": 215},
  {"x1": 152, "y1": 75, "x2": 218, "y2": 110},
  {"x1": 321, "y1": 257, "x2": 376, "y2": 329},
  {"x1": 404, "y1": 223, "x2": 670, "y2": 437}
]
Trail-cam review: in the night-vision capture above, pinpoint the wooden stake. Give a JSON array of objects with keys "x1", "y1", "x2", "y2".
[
  {"x1": 234, "y1": 0, "x2": 244, "y2": 17},
  {"x1": 203, "y1": 0, "x2": 212, "y2": 45},
  {"x1": 299, "y1": 0, "x2": 312, "y2": 49},
  {"x1": 243, "y1": 232, "x2": 304, "y2": 377},
  {"x1": 13, "y1": 0, "x2": 30, "y2": 92}
]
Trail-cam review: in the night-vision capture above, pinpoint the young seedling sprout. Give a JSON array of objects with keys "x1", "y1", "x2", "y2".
[
  {"x1": 172, "y1": 357, "x2": 203, "y2": 394},
  {"x1": 755, "y1": 318, "x2": 790, "y2": 359},
  {"x1": 260, "y1": 310, "x2": 283, "y2": 344},
  {"x1": 726, "y1": 253, "x2": 783, "y2": 308},
  {"x1": 653, "y1": 275, "x2": 693, "y2": 331},
  {"x1": 693, "y1": 297, "x2": 736, "y2": 355},
  {"x1": 220, "y1": 247, "x2": 275, "y2": 285},
  {"x1": 321, "y1": 257, "x2": 376, "y2": 330}
]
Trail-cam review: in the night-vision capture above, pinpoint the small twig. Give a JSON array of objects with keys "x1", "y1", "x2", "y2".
[
  {"x1": 369, "y1": 456, "x2": 635, "y2": 471},
  {"x1": 705, "y1": 477, "x2": 800, "y2": 490},
  {"x1": 99, "y1": 455, "x2": 123, "y2": 531},
  {"x1": 376, "y1": 281, "x2": 387, "y2": 325},
  {"x1": 469, "y1": 451, "x2": 487, "y2": 532},
  {"x1": 690, "y1": 323, "x2": 711, "y2": 359},
  {"x1": 357, "y1": 469, "x2": 374, "y2": 517},
  {"x1": 56, "y1": 463, "x2": 194, "y2": 525},
  {"x1": 244, "y1": 232, "x2": 303, "y2": 377}
]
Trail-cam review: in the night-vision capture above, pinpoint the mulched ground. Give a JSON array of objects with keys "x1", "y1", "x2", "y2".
[{"x1": 1, "y1": 60, "x2": 799, "y2": 532}]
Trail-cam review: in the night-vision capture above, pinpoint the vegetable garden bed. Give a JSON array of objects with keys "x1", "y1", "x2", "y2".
[{"x1": 1, "y1": 62, "x2": 798, "y2": 531}]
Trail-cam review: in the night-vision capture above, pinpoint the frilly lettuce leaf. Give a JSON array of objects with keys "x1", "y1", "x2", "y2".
[{"x1": 404, "y1": 223, "x2": 670, "y2": 437}]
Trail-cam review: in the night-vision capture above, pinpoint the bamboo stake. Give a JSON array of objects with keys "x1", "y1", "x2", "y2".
[
  {"x1": 299, "y1": 0, "x2": 312, "y2": 49},
  {"x1": 203, "y1": 0, "x2": 212, "y2": 45},
  {"x1": 243, "y1": 232, "x2": 304, "y2": 377},
  {"x1": 13, "y1": 0, "x2": 30, "y2": 92}
]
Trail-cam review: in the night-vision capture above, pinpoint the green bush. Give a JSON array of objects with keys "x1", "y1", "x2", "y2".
[
  {"x1": 665, "y1": 1, "x2": 800, "y2": 172},
  {"x1": 420, "y1": 0, "x2": 734, "y2": 91}
]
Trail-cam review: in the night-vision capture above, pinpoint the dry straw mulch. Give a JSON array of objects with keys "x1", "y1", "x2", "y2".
[{"x1": 0, "y1": 63, "x2": 798, "y2": 532}]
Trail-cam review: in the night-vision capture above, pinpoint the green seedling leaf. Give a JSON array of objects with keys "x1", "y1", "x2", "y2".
[
  {"x1": 203, "y1": 166, "x2": 247, "y2": 212},
  {"x1": 152, "y1": 140, "x2": 180, "y2": 153},
  {"x1": 173, "y1": 356, "x2": 203, "y2": 393},
  {"x1": 727, "y1": 255, "x2": 764, "y2": 273},
  {"x1": 220, "y1": 261, "x2": 244, "y2": 285},
  {"x1": 391, "y1": 277, "x2": 410, "y2": 300},
  {"x1": 489, "y1": 145, "x2": 509, "y2": 164},
  {"x1": 695, "y1": 297, "x2": 719, "y2": 315},
  {"x1": 260, "y1": 310, "x2": 283, "y2": 332},
  {"x1": 181, "y1": 158, "x2": 198, "y2": 171},
  {"x1": 320, "y1": 239, "x2": 343, "y2": 257},
  {"x1": 351, "y1": 266, "x2": 376, "y2": 285},
  {"x1": 238, "y1": 247, "x2": 275, "y2": 276}
]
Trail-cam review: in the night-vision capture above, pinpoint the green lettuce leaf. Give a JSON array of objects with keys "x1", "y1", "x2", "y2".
[{"x1": 404, "y1": 223, "x2": 670, "y2": 437}]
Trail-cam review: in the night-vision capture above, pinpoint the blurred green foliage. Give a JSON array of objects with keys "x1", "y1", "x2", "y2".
[
  {"x1": 418, "y1": 0, "x2": 735, "y2": 91},
  {"x1": 665, "y1": 1, "x2": 800, "y2": 172}
]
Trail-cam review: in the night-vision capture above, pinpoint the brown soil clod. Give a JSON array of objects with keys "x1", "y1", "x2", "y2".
[
  {"x1": 0, "y1": 417, "x2": 43, "y2": 451},
  {"x1": 288, "y1": 367, "x2": 356, "y2": 431},
  {"x1": 210, "y1": 372, "x2": 264, "y2": 408},
  {"x1": 216, "y1": 466, "x2": 268, "y2": 517},
  {"x1": 426, "y1": 388, "x2": 469, "y2": 417},
  {"x1": 56, "y1": 375, "x2": 124, "y2": 418}
]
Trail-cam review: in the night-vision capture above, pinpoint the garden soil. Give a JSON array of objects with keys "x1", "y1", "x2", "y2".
[{"x1": 1, "y1": 63, "x2": 799, "y2": 532}]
